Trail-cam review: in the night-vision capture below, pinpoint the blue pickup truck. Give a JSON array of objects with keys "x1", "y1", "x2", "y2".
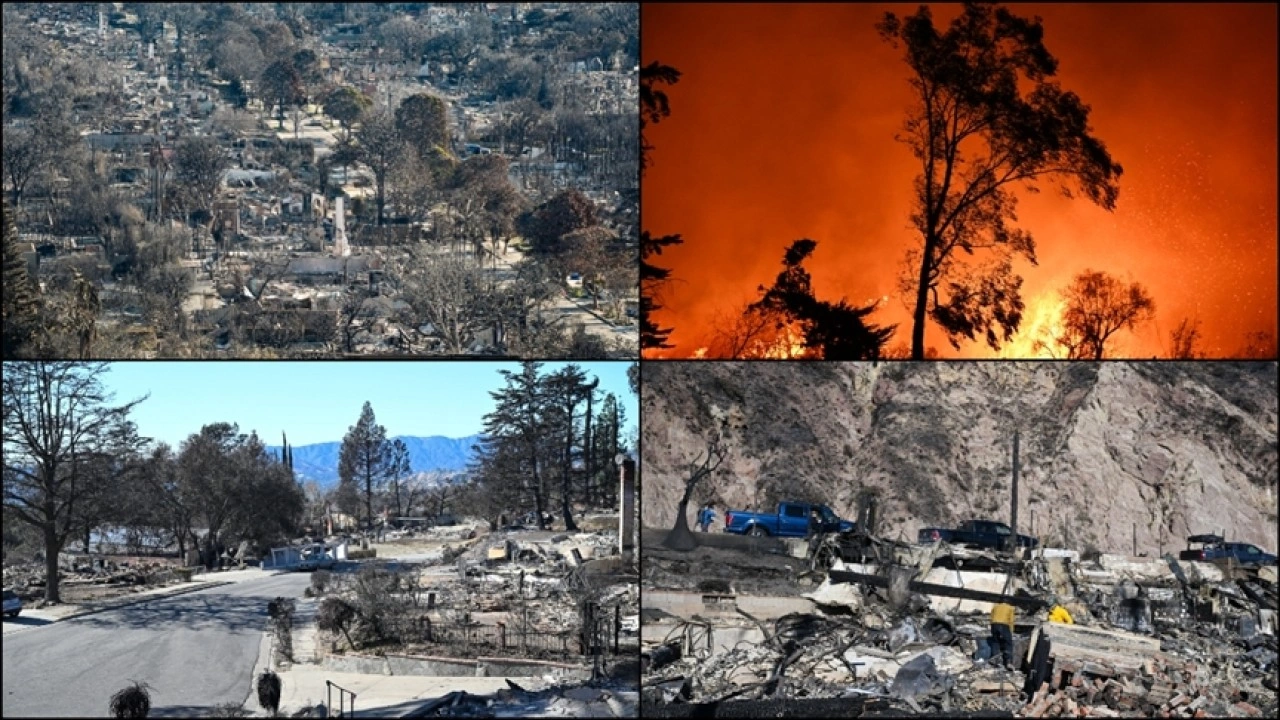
[
  {"x1": 1179, "y1": 535, "x2": 1277, "y2": 566},
  {"x1": 724, "y1": 501, "x2": 855, "y2": 538},
  {"x1": 917, "y1": 519, "x2": 1039, "y2": 550}
]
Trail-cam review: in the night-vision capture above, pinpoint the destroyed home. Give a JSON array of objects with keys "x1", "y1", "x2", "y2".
[{"x1": 641, "y1": 361, "x2": 1278, "y2": 718}]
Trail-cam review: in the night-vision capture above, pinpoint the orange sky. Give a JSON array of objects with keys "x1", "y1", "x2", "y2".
[{"x1": 642, "y1": 3, "x2": 1278, "y2": 358}]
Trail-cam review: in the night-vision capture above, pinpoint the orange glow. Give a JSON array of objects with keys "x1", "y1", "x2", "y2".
[{"x1": 642, "y1": 3, "x2": 1278, "y2": 359}]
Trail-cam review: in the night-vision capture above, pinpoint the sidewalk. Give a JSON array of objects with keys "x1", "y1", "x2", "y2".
[
  {"x1": 2, "y1": 567, "x2": 277, "y2": 634},
  {"x1": 276, "y1": 667, "x2": 522, "y2": 717}
]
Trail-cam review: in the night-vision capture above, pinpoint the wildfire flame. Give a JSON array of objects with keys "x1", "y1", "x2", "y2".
[{"x1": 997, "y1": 294, "x2": 1067, "y2": 358}]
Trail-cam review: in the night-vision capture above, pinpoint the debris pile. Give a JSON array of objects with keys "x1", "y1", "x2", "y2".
[{"x1": 642, "y1": 532, "x2": 1279, "y2": 718}]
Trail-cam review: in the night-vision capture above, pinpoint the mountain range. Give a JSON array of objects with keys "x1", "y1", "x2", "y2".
[
  {"x1": 642, "y1": 362, "x2": 1278, "y2": 554},
  {"x1": 269, "y1": 434, "x2": 482, "y2": 488}
]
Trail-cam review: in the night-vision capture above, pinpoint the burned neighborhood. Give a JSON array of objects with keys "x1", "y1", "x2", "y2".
[
  {"x1": 2, "y1": 3, "x2": 638, "y2": 359},
  {"x1": 2, "y1": 360, "x2": 639, "y2": 717},
  {"x1": 640, "y1": 362, "x2": 1278, "y2": 718}
]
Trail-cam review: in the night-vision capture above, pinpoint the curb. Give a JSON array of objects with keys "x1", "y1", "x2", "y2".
[{"x1": 34, "y1": 580, "x2": 237, "y2": 623}]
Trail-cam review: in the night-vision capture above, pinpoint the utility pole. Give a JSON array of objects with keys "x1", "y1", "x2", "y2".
[{"x1": 1009, "y1": 430, "x2": 1020, "y2": 554}]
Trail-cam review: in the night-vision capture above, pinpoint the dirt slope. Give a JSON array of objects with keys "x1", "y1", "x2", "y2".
[{"x1": 641, "y1": 362, "x2": 1278, "y2": 555}]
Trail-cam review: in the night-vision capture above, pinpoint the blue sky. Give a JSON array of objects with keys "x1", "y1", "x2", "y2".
[{"x1": 100, "y1": 362, "x2": 637, "y2": 450}]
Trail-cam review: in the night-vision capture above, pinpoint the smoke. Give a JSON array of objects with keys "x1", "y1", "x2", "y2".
[{"x1": 642, "y1": 3, "x2": 1277, "y2": 358}]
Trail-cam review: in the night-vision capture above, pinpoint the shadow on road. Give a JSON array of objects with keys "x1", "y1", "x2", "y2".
[
  {"x1": 72, "y1": 592, "x2": 270, "y2": 633},
  {"x1": 3, "y1": 614, "x2": 54, "y2": 627},
  {"x1": 150, "y1": 704, "x2": 245, "y2": 718}
]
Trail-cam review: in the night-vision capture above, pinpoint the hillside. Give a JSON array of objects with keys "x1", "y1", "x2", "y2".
[
  {"x1": 269, "y1": 434, "x2": 482, "y2": 488},
  {"x1": 641, "y1": 362, "x2": 1278, "y2": 554}
]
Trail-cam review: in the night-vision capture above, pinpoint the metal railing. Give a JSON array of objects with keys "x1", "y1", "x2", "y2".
[{"x1": 327, "y1": 680, "x2": 356, "y2": 718}]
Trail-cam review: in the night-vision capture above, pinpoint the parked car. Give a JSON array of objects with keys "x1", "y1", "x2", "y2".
[
  {"x1": 1179, "y1": 535, "x2": 1277, "y2": 566},
  {"x1": 3, "y1": 589, "x2": 22, "y2": 618},
  {"x1": 917, "y1": 519, "x2": 1039, "y2": 550},
  {"x1": 297, "y1": 544, "x2": 336, "y2": 571},
  {"x1": 724, "y1": 501, "x2": 855, "y2": 538}
]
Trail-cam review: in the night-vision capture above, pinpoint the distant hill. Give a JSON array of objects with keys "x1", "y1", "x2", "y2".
[{"x1": 269, "y1": 434, "x2": 482, "y2": 488}]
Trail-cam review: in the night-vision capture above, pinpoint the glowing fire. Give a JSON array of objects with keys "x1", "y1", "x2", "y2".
[{"x1": 997, "y1": 294, "x2": 1067, "y2": 358}]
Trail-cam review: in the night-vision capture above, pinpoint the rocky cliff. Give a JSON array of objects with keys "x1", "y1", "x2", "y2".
[{"x1": 641, "y1": 362, "x2": 1278, "y2": 555}]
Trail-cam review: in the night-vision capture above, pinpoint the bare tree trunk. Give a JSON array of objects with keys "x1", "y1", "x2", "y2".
[
  {"x1": 44, "y1": 526, "x2": 63, "y2": 603},
  {"x1": 663, "y1": 442, "x2": 726, "y2": 552}
]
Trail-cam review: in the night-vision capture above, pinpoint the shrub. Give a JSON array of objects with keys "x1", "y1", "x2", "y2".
[
  {"x1": 317, "y1": 596, "x2": 358, "y2": 651},
  {"x1": 257, "y1": 670, "x2": 281, "y2": 716},
  {"x1": 310, "y1": 569, "x2": 331, "y2": 595},
  {"x1": 347, "y1": 548, "x2": 377, "y2": 560},
  {"x1": 109, "y1": 681, "x2": 151, "y2": 718}
]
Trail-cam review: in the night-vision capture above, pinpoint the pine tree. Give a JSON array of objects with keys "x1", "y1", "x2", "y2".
[
  {"x1": 337, "y1": 402, "x2": 403, "y2": 531},
  {"x1": 2, "y1": 199, "x2": 40, "y2": 358}
]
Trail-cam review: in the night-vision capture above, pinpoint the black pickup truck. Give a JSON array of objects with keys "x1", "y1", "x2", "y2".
[{"x1": 917, "y1": 519, "x2": 1039, "y2": 550}]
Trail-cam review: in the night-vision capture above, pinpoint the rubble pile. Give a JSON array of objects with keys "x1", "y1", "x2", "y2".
[
  {"x1": 1022, "y1": 627, "x2": 1277, "y2": 718},
  {"x1": 3, "y1": 556, "x2": 187, "y2": 605},
  {"x1": 420, "y1": 678, "x2": 639, "y2": 718},
  {"x1": 642, "y1": 536, "x2": 1279, "y2": 718}
]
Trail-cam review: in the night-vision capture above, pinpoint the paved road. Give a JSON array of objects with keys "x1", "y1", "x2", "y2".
[{"x1": 2, "y1": 572, "x2": 311, "y2": 718}]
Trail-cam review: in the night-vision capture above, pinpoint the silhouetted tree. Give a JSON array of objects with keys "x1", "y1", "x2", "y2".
[
  {"x1": 1237, "y1": 330, "x2": 1277, "y2": 360},
  {"x1": 640, "y1": 62, "x2": 684, "y2": 351},
  {"x1": 878, "y1": 3, "x2": 1123, "y2": 358},
  {"x1": 748, "y1": 239, "x2": 894, "y2": 360},
  {"x1": 1169, "y1": 317, "x2": 1205, "y2": 359},
  {"x1": 1042, "y1": 269, "x2": 1154, "y2": 359}
]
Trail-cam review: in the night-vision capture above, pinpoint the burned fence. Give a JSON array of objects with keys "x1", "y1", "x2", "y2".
[{"x1": 381, "y1": 604, "x2": 627, "y2": 661}]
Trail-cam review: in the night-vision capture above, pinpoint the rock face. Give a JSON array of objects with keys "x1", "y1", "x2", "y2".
[{"x1": 641, "y1": 362, "x2": 1278, "y2": 555}]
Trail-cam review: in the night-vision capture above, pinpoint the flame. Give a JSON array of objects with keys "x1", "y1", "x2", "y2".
[
  {"x1": 997, "y1": 294, "x2": 1067, "y2": 358},
  {"x1": 692, "y1": 346, "x2": 708, "y2": 358}
]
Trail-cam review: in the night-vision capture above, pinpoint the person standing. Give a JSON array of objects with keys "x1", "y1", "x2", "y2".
[
  {"x1": 697, "y1": 503, "x2": 715, "y2": 533},
  {"x1": 990, "y1": 600, "x2": 1016, "y2": 669}
]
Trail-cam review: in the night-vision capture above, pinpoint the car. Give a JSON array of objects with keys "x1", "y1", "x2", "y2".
[
  {"x1": 297, "y1": 544, "x2": 336, "y2": 571},
  {"x1": 3, "y1": 589, "x2": 22, "y2": 618}
]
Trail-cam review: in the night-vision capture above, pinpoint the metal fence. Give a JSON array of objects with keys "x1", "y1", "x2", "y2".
[{"x1": 384, "y1": 603, "x2": 626, "y2": 660}]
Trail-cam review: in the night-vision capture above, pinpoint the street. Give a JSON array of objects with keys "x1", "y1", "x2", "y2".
[{"x1": 2, "y1": 571, "x2": 311, "y2": 718}]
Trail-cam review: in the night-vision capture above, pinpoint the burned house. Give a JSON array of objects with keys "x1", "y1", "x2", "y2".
[{"x1": 284, "y1": 256, "x2": 383, "y2": 288}]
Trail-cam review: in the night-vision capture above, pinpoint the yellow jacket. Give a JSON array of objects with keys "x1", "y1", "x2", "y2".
[
  {"x1": 1048, "y1": 605, "x2": 1074, "y2": 624},
  {"x1": 991, "y1": 602, "x2": 1015, "y2": 628}
]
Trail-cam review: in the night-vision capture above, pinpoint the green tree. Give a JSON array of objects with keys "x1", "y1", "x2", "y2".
[
  {"x1": 395, "y1": 92, "x2": 453, "y2": 167},
  {"x1": 473, "y1": 362, "x2": 550, "y2": 528},
  {"x1": 2, "y1": 199, "x2": 39, "y2": 357},
  {"x1": 3, "y1": 362, "x2": 146, "y2": 602},
  {"x1": 323, "y1": 86, "x2": 371, "y2": 140},
  {"x1": 355, "y1": 111, "x2": 407, "y2": 227},
  {"x1": 338, "y1": 402, "x2": 399, "y2": 530},
  {"x1": 177, "y1": 423, "x2": 301, "y2": 567},
  {"x1": 517, "y1": 189, "x2": 599, "y2": 254},
  {"x1": 260, "y1": 59, "x2": 304, "y2": 130},
  {"x1": 878, "y1": 3, "x2": 1123, "y2": 359}
]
